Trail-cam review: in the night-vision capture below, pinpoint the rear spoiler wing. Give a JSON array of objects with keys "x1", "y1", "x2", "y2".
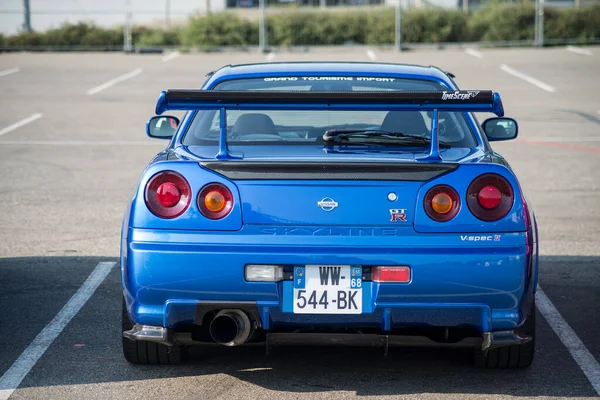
[{"x1": 155, "y1": 90, "x2": 504, "y2": 161}]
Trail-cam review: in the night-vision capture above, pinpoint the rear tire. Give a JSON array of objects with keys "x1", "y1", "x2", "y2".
[
  {"x1": 473, "y1": 302, "x2": 536, "y2": 369},
  {"x1": 122, "y1": 298, "x2": 182, "y2": 365}
]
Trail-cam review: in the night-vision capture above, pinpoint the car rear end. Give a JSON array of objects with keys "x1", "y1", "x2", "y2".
[
  {"x1": 122, "y1": 157, "x2": 537, "y2": 361},
  {"x1": 121, "y1": 72, "x2": 538, "y2": 368}
]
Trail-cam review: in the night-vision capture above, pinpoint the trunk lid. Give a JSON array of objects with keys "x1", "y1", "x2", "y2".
[
  {"x1": 237, "y1": 181, "x2": 421, "y2": 226},
  {"x1": 201, "y1": 161, "x2": 458, "y2": 226}
]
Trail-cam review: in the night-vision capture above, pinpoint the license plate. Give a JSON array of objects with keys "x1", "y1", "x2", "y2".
[{"x1": 293, "y1": 265, "x2": 362, "y2": 314}]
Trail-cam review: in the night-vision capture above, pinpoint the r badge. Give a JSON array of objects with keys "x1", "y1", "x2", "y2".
[{"x1": 390, "y1": 208, "x2": 407, "y2": 223}]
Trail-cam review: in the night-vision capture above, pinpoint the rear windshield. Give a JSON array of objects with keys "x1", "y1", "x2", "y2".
[{"x1": 182, "y1": 77, "x2": 477, "y2": 148}]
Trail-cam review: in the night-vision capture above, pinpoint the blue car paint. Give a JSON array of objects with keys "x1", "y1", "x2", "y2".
[
  {"x1": 121, "y1": 62, "x2": 538, "y2": 339},
  {"x1": 124, "y1": 226, "x2": 528, "y2": 331}
]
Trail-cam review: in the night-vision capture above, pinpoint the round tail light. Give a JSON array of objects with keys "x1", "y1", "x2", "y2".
[
  {"x1": 145, "y1": 171, "x2": 191, "y2": 219},
  {"x1": 198, "y1": 183, "x2": 233, "y2": 220},
  {"x1": 477, "y1": 185, "x2": 502, "y2": 210},
  {"x1": 467, "y1": 174, "x2": 514, "y2": 221},
  {"x1": 156, "y1": 182, "x2": 181, "y2": 207},
  {"x1": 424, "y1": 185, "x2": 460, "y2": 222}
]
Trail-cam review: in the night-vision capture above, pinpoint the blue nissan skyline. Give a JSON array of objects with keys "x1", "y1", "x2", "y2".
[{"x1": 121, "y1": 62, "x2": 538, "y2": 368}]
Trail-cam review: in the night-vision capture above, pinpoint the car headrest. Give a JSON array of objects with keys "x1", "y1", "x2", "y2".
[
  {"x1": 380, "y1": 111, "x2": 429, "y2": 135},
  {"x1": 232, "y1": 113, "x2": 277, "y2": 136}
]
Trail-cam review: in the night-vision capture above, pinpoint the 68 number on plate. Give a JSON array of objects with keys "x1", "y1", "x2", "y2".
[{"x1": 293, "y1": 265, "x2": 362, "y2": 314}]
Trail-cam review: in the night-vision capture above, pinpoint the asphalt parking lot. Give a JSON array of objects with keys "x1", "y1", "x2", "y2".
[{"x1": 0, "y1": 46, "x2": 599, "y2": 399}]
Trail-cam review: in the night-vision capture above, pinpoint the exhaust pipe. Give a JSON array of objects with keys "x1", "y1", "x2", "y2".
[{"x1": 209, "y1": 309, "x2": 254, "y2": 346}]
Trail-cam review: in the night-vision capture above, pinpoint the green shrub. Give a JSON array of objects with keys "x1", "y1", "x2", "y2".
[
  {"x1": 404, "y1": 8, "x2": 468, "y2": 43},
  {"x1": 79, "y1": 28, "x2": 122, "y2": 46},
  {"x1": 545, "y1": 5, "x2": 600, "y2": 40},
  {"x1": 2, "y1": 6, "x2": 600, "y2": 48},
  {"x1": 133, "y1": 26, "x2": 181, "y2": 46},
  {"x1": 181, "y1": 13, "x2": 257, "y2": 46},
  {"x1": 266, "y1": 8, "x2": 468, "y2": 46},
  {"x1": 268, "y1": 12, "x2": 369, "y2": 45},
  {"x1": 365, "y1": 11, "x2": 395, "y2": 44},
  {"x1": 5, "y1": 23, "x2": 122, "y2": 47},
  {"x1": 42, "y1": 22, "x2": 122, "y2": 46},
  {"x1": 467, "y1": 4, "x2": 600, "y2": 42},
  {"x1": 468, "y1": 4, "x2": 536, "y2": 41},
  {"x1": 6, "y1": 31, "x2": 45, "y2": 46}
]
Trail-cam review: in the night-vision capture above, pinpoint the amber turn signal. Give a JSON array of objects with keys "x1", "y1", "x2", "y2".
[
  {"x1": 424, "y1": 185, "x2": 460, "y2": 222},
  {"x1": 431, "y1": 193, "x2": 453, "y2": 215},
  {"x1": 204, "y1": 190, "x2": 226, "y2": 213},
  {"x1": 198, "y1": 183, "x2": 234, "y2": 220}
]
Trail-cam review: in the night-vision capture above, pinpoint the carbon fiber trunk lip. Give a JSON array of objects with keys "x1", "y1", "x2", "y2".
[{"x1": 200, "y1": 161, "x2": 458, "y2": 181}]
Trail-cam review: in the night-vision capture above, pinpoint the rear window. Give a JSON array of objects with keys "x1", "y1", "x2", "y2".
[{"x1": 182, "y1": 77, "x2": 476, "y2": 148}]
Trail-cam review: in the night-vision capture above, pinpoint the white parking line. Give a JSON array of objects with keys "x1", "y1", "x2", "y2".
[
  {"x1": 162, "y1": 51, "x2": 180, "y2": 62},
  {"x1": 366, "y1": 49, "x2": 377, "y2": 61},
  {"x1": 0, "y1": 67, "x2": 20, "y2": 78},
  {"x1": 537, "y1": 287, "x2": 600, "y2": 395},
  {"x1": 500, "y1": 64, "x2": 556, "y2": 93},
  {"x1": 0, "y1": 113, "x2": 43, "y2": 137},
  {"x1": 0, "y1": 261, "x2": 116, "y2": 400},
  {"x1": 465, "y1": 48, "x2": 483, "y2": 59},
  {"x1": 0, "y1": 140, "x2": 163, "y2": 146},
  {"x1": 265, "y1": 52, "x2": 276, "y2": 61},
  {"x1": 86, "y1": 68, "x2": 143, "y2": 95},
  {"x1": 566, "y1": 45, "x2": 592, "y2": 56}
]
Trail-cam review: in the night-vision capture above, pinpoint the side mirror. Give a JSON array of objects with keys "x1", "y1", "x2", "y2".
[
  {"x1": 482, "y1": 117, "x2": 518, "y2": 141},
  {"x1": 146, "y1": 115, "x2": 180, "y2": 139}
]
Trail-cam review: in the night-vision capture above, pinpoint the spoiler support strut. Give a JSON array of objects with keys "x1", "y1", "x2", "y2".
[
  {"x1": 419, "y1": 108, "x2": 441, "y2": 162},
  {"x1": 216, "y1": 107, "x2": 241, "y2": 160}
]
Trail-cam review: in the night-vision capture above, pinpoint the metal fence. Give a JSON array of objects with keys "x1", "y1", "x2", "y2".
[
  {"x1": 0, "y1": 0, "x2": 598, "y2": 51},
  {"x1": 0, "y1": 0, "x2": 198, "y2": 34}
]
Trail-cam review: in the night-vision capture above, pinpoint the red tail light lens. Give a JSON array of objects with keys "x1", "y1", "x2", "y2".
[
  {"x1": 424, "y1": 185, "x2": 460, "y2": 222},
  {"x1": 145, "y1": 171, "x2": 191, "y2": 219},
  {"x1": 156, "y1": 182, "x2": 180, "y2": 207},
  {"x1": 477, "y1": 185, "x2": 502, "y2": 210},
  {"x1": 467, "y1": 174, "x2": 514, "y2": 221},
  {"x1": 198, "y1": 183, "x2": 233, "y2": 220}
]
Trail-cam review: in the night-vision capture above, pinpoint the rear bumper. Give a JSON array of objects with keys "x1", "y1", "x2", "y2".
[
  {"x1": 124, "y1": 323, "x2": 532, "y2": 352},
  {"x1": 122, "y1": 226, "x2": 535, "y2": 333}
]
